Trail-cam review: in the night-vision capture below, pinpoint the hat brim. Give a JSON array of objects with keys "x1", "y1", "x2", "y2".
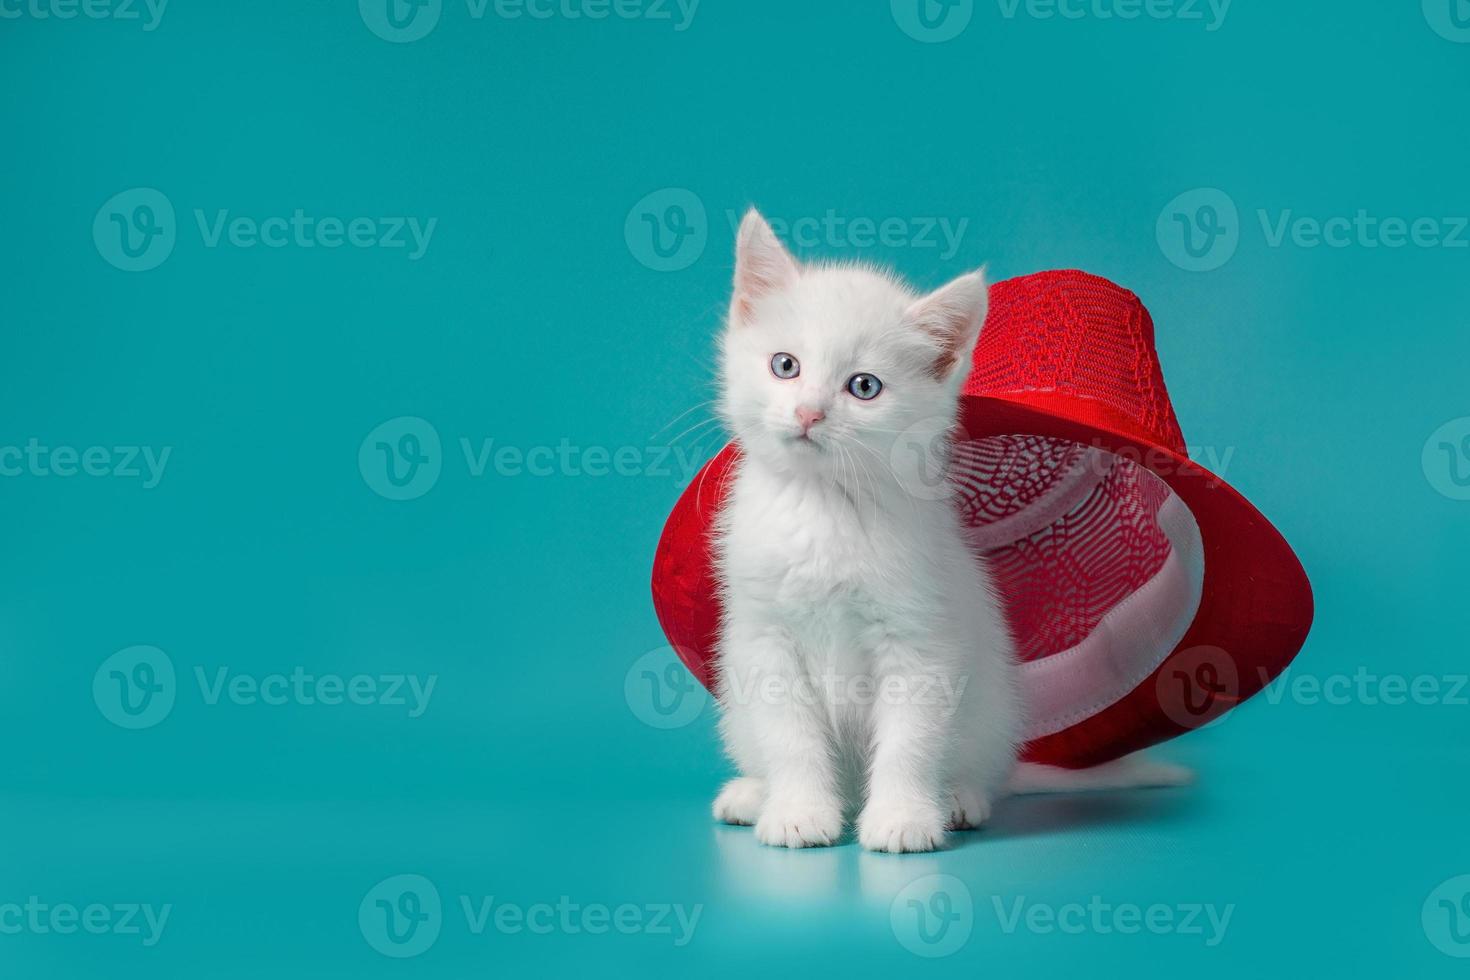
[{"x1": 959, "y1": 391, "x2": 1313, "y2": 767}]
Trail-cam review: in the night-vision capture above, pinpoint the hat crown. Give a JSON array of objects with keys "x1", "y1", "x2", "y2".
[{"x1": 965, "y1": 270, "x2": 1186, "y2": 454}]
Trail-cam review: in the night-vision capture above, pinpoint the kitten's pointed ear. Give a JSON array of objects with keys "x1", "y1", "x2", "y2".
[
  {"x1": 732, "y1": 208, "x2": 798, "y2": 322},
  {"x1": 905, "y1": 268, "x2": 989, "y2": 382}
]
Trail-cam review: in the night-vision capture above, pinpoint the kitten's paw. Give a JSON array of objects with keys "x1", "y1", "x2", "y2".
[
  {"x1": 948, "y1": 789, "x2": 992, "y2": 831},
  {"x1": 712, "y1": 777, "x2": 765, "y2": 826},
  {"x1": 754, "y1": 797, "x2": 843, "y2": 848},
  {"x1": 858, "y1": 802, "x2": 946, "y2": 853},
  {"x1": 1131, "y1": 759, "x2": 1195, "y2": 788}
]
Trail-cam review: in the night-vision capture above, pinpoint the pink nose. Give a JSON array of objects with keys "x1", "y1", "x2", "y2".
[{"x1": 795, "y1": 406, "x2": 825, "y2": 434}]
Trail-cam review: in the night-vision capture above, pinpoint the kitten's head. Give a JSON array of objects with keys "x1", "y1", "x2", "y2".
[{"x1": 718, "y1": 208, "x2": 987, "y2": 484}]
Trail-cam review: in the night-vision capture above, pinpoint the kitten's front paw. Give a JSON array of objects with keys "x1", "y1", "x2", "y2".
[
  {"x1": 858, "y1": 802, "x2": 946, "y2": 853},
  {"x1": 712, "y1": 776, "x2": 765, "y2": 826},
  {"x1": 948, "y1": 789, "x2": 992, "y2": 831},
  {"x1": 754, "y1": 797, "x2": 843, "y2": 848}
]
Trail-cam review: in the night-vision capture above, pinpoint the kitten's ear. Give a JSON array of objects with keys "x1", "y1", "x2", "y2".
[
  {"x1": 731, "y1": 208, "x2": 798, "y2": 322},
  {"x1": 905, "y1": 268, "x2": 989, "y2": 382}
]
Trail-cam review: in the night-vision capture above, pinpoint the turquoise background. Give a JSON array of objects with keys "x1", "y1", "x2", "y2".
[{"x1": 3, "y1": 0, "x2": 1469, "y2": 975}]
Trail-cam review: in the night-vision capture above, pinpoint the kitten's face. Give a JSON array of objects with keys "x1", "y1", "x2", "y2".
[{"x1": 718, "y1": 210, "x2": 987, "y2": 484}]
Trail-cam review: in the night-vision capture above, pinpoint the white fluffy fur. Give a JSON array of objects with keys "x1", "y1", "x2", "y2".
[
  {"x1": 710, "y1": 209, "x2": 1019, "y2": 853},
  {"x1": 707, "y1": 211, "x2": 1194, "y2": 851}
]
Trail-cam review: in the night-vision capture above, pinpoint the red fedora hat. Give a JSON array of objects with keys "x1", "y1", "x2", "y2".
[{"x1": 650, "y1": 269, "x2": 1313, "y2": 768}]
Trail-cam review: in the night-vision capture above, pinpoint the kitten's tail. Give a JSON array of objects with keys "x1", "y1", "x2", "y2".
[{"x1": 1006, "y1": 752, "x2": 1194, "y2": 795}]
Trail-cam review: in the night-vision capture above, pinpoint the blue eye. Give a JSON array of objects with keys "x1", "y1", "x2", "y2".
[
  {"x1": 771, "y1": 353, "x2": 800, "y2": 380},
  {"x1": 847, "y1": 374, "x2": 883, "y2": 400}
]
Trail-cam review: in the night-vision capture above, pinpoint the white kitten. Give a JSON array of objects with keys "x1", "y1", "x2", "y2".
[{"x1": 709, "y1": 209, "x2": 1019, "y2": 853}]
